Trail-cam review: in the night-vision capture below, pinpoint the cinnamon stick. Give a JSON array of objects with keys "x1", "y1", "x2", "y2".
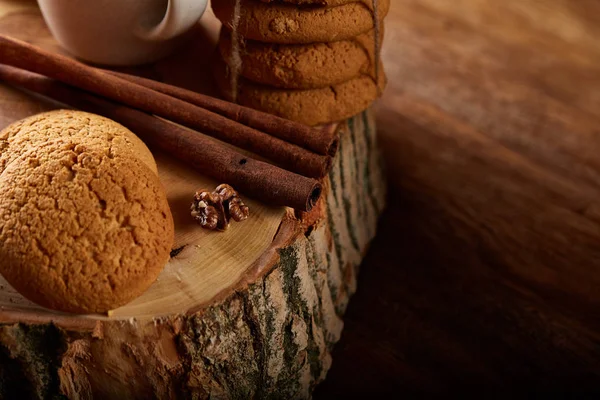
[
  {"x1": 105, "y1": 69, "x2": 340, "y2": 157},
  {"x1": 0, "y1": 65, "x2": 322, "y2": 212},
  {"x1": 0, "y1": 35, "x2": 332, "y2": 179}
]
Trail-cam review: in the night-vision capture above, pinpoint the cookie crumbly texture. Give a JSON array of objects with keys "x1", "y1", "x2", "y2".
[
  {"x1": 214, "y1": 55, "x2": 387, "y2": 126},
  {"x1": 0, "y1": 110, "x2": 173, "y2": 313},
  {"x1": 213, "y1": 0, "x2": 390, "y2": 44},
  {"x1": 0, "y1": 143, "x2": 174, "y2": 314},
  {"x1": 219, "y1": 27, "x2": 383, "y2": 89},
  {"x1": 0, "y1": 109, "x2": 157, "y2": 175}
]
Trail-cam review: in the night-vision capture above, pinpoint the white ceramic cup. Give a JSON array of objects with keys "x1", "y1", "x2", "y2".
[{"x1": 37, "y1": 0, "x2": 209, "y2": 66}]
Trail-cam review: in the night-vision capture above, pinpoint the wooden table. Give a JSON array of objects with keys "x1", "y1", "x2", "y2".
[{"x1": 316, "y1": 0, "x2": 600, "y2": 396}]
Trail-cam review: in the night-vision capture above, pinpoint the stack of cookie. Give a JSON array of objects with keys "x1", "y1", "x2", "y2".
[{"x1": 212, "y1": 0, "x2": 389, "y2": 126}]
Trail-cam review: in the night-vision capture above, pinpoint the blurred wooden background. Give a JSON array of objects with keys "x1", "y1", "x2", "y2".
[{"x1": 316, "y1": 0, "x2": 600, "y2": 397}]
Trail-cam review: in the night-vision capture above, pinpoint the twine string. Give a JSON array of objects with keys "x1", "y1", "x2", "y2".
[
  {"x1": 229, "y1": 0, "x2": 243, "y2": 103},
  {"x1": 373, "y1": 0, "x2": 381, "y2": 94}
]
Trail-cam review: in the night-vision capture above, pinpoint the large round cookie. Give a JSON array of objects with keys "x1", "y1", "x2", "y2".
[
  {"x1": 219, "y1": 27, "x2": 382, "y2": 89},
  {"x1": 0, "y1": 143, "x2": 174, "y2": 314},
  {"x1": 0, "y1": 109, "x2": 157, "y2": 175},
  {"x1": 214, "y1": 55, "x2": 387, "y2": 126},
  {"x1": 213, "y1": 0, "x2": 390, "y2": 44}
]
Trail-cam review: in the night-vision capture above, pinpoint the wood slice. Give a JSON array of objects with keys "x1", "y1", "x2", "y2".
[{"x1": 0, "y1": 2, "x2": 387, "y2": 399}]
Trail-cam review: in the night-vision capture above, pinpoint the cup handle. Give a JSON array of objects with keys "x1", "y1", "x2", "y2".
[{"x1": 137, "y1": 0, "x2": 208, "y2": 41}]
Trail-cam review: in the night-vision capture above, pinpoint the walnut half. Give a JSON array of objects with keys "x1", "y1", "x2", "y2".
[{"x1": 191, "y1": 184, "x2": 249, "y2": 231}]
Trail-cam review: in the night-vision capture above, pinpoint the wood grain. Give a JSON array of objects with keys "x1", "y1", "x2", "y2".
[{"x1": 317, "y1": 0, "x2": 600, "y2": 396}]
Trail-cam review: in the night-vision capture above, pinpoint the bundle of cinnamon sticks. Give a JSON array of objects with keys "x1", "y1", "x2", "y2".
[{"x1": 0, "y1": 35, "x2": 339, "y2": 211}]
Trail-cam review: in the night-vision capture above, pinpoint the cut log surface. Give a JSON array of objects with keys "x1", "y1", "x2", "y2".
[{"x1": 0, "y1": 2, "x2": 386, "y2": 399}]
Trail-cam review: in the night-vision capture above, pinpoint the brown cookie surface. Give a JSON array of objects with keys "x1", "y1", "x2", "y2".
[
  {"x1": 214, "y1": 55, "x2": 387, "y2": 126},
  {"x1": 0, "y1": 110, "x2": 157, "y2": 175},
  {"x1": 219, "y1": 27, "x2": 382, "y2": 89},
  {"x1": 0, "y1": 110, "x2": 173, "y2": 314},
  {"x1": 260, "y1": 0, "x2": 359, "y2": 5},
  {"x1": 213, "y1": 0, "x2": 390, "y2": 44},
  {"x1": 0, "y1": 143, "x2": 174, "y2": 314}
]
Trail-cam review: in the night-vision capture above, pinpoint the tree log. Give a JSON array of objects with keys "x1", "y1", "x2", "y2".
[{"x1": 0, "y1": 109, "x2": 385, "y2": 399}]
